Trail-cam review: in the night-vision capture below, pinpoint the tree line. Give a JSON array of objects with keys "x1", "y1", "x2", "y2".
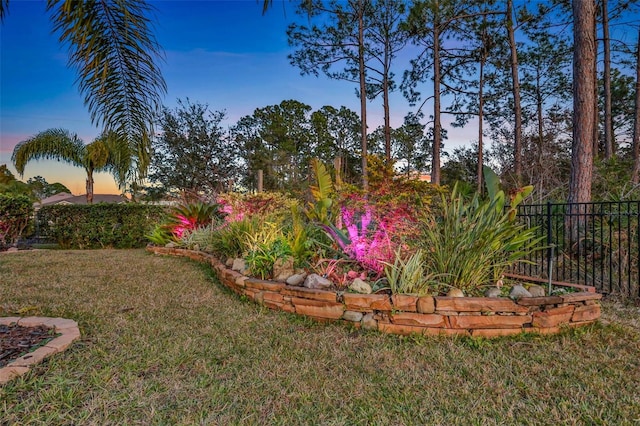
[{"x1": 6, "y1": 0, "x2": 640, "y2": 203}]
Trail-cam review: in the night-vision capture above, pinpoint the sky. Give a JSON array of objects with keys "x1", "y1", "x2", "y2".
[{"x1": 0, "y1": 0, "x2": 475, "y2": 195}]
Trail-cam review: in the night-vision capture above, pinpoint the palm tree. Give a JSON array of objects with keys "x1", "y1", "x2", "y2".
[
  {"x1": 12, "y1": 129, "x2": 131, "y2": 204},
  {"x1": 1, "y1": 0, "x2": 166, "y2": 184}
]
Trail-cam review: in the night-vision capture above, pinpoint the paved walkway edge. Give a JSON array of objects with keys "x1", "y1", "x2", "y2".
[{"x1": 0, "y1": 316, "x2": 81, "y2": 385}]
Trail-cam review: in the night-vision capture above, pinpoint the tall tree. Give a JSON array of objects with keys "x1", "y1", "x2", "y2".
[
  {"x1": 309, "y1": 105, "x2": 362, "y2": 182},
  {"x1": 505, "y1": 0, "x2": 523, "y2": 185},
  {"x1": 602, "y1": 0, "x2": 614, "y2": 159},
  {"x1": 26, "y1": 176, "x2": 71, "y2": 199},
  {"x1": 403, "y1": 0, "x2": 491, "y2": 185},
  {"x1": 393, "y1": 112, "x2": 431, "y2": 177},
  {"x1": 149, "y1": 100, "x2": 238, "y2": 195},
  {"x1": 1, "y1": 0, "x2": 166, "y2": 186},
  {"x1": 403, "y1": 0, "x2": 451, "y2": 185},
  {"x1": 632, "y1": 29, "x2": 640, "y2": 184},
  {"x1": 364, "y1": 0, "x2": 409, "y2": 163},
  {"x1": 568, "y1": 0, "x2": 597, "y2": 204},
  {"x1": 12, "y1": 129, "x2": 130, "y2": 203},
  {"x1": 288, "y1": 0, "x2": 371, "y2": 190},
  {"x1": 231, "y1": 100, "x2": 313, "y2": 193}
]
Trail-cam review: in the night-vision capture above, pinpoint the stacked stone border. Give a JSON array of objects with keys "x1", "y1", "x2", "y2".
[
  {"x1": 0, "y1": 317, "x2": 81, "y2": 385},
  {"x1": 148, "y1": 247, "x2": 602, "y2": 338}
]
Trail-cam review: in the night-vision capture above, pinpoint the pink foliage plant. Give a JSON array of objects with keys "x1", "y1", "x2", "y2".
[{"x1": 340, "y1": 206, "x2": 402, "y2": 276}]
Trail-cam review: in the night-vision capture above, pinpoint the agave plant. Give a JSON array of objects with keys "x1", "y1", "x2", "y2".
[{"x1": 166, "y1": 201, "x2": 225, "y2": 239}]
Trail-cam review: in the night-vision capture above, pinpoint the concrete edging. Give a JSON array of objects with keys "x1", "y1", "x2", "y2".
[{"x1": 0, "y1": 316, "x2": 81, "y2": 385}]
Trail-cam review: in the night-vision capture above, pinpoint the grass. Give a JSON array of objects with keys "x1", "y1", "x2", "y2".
[{"x1": 1, "y1": 249, "x2": 639, "y2": 425}]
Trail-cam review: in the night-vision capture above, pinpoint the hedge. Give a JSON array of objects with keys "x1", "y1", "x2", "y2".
[
  {"x1": 36, "y1": 204, "x2": 168, "y2": 249},
  {"x1": 0, "y1": 194, "x2": 33, "y2": 248}
]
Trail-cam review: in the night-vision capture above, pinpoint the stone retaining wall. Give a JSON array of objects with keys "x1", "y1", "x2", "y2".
[{"x1": 148, "y1": 247, "x2": 602, "y2": 338}]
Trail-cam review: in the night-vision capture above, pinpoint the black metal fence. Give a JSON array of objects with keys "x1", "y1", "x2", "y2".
[{"x1": 513, "y1": 201, "x2": 640, "y2": 299}]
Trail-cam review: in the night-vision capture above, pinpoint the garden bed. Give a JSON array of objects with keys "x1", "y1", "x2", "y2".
[{"x1": 148, "y1": 246, "x2": 602, "y2": 338}]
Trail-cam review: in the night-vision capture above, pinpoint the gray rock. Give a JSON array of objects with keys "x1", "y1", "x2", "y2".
[
  {"x1": 273, "y1": 256, "x2": 295, "y2": 282},
  {"x1": 361, "y1": 313, "x2": 378, "y2": 330},
  {"x1": 342, "y1": 311, "x2": 364, "y2": 322},
  {"x1": 165, "y1": 242, "x2": 176, "y2": 248},
  {"x1": 509, "y1": 284, "x2": 533, "y2": 300},
  {"x1": 484, "y1": 287, "x2": 502, "y2": 298},
  {"x1": 286, "y1": 273, "x2": 307, "y2": 286},
  {"x1": 528, "y1": 284, "x2": 546, "y2": 297},
  {"x1": 349, "y1": 278, "x2": 372, "y2": 294},
  {"x1": 232, "y1": 258, "x2": 248, "y2": 274},
  {"x1": 303, "y1": 273, "x2": 333, "y2": 290},
  {"x1": 447, "y1": 288, "x2": 465, "y2": 297}
]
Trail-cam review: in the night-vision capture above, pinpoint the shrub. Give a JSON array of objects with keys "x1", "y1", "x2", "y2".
[
  {"x1": 384, "y1": 249, "x2": 442, "y2": 296},
  {"x1": 416, "y1": 183, "x2": 543, "y2": 295},
  {"x1": 37, "y1": 204, "x2": 167, "y2": 249},
  {"x1": 218, "y1": 192, "x2": 297, "y2": 223},
  {"x1": 165, "y1": 201, "x2": 225, "y2": 239},
  {"x1": 0, "y1": 194, "x2": 33, "y2": 248}
]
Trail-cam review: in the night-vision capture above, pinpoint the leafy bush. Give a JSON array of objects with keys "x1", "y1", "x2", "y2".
[
  {"x1": 218, "y1": 192, "x2": 297, "y2": 223},
  {"x1": 37, "y1": 204, "x2": 167, "y2": 249},
  {"x1": 308, "y1": 158, "x2": 442, "y2": 276},
  {"x1": 416, "y1": 182, "x2": 543, "y2": 295},
  {"x1": 0, "y1": 194, "x2": 33, "y2": 248}
]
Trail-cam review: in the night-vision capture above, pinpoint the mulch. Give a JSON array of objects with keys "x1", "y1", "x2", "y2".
[{"x1": 0, "y1": 324, "x2": 57, "y2": 368}]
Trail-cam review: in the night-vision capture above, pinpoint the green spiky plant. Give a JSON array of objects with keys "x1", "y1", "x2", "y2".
[
  {"x1": 383, "y1": 249, "x2": 443, "y2": 296},
  {"x1": 417, "y1": 168, "x2": 543, "y2": 295}
]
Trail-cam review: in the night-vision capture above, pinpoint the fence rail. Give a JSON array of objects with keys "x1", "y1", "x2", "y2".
[{"x1": 513, "y1": 201, "x2": 640, "y2": 299}]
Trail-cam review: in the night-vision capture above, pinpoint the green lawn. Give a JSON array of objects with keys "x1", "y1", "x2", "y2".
[{"x1": 1, "y1": 249, "x2": 639, "y2": 425}]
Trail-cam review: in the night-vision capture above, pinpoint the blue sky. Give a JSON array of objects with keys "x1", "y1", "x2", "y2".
[{"x1": 0, "y1": 0, "x2": 471, "y2": 194}]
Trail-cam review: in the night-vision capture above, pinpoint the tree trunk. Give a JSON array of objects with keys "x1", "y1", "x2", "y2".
[
  {"x1": 358, "y1": 0, "x2": 369, "y2": 191},
  {"x1": 602, "y1": 0, "x2": 614, "y2": 159},
  {"x1": 383, "y1": 61, "x2": 392, "y2": 164},
  {"x1": 86, "y1": 168, "x2": 94, "y2": 204},
  {"x1": 477, "y1": 42, "x2": 485, "y2": 194},
  {"x1": 432, "y1": 3, "x2": 442, "y2": 185},
  {"x1": 568, "y1": 0, "x2": 597, "y2": 205},
  {"x1": 536, "y1": 68, "x2": 544, "y2": 188},
  {"x1": 506, "y1": 0, "x2": 523, "y2": 185},
  {"x1": 632, "y1": 29, "x2": 640, "y2": 184}
]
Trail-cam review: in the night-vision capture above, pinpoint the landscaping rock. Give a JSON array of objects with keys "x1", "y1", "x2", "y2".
[
  {"x1": 417, "y1": 296, "x2": 435, "y2": 314},
  {"x1": 484, "y1": 287, "x2": 502, "y2": 298},
  {"x1": 349, "y1": 278, "x2": 372, "y2": 294},
  {"x1": 361, "y1": 313, "x2": 378, "y2": 330},
  {"x1": 528, "y1": 285, "x2": 546, "y2": 297},
  {"x1": 225, "y1": 258, "x2": 234, "y2": 267},
  {"x1": 447, "y1": 288, "x2": 465, "y2": 297},
  {"x1": 509, "y1": 284, "x2": 532, "y2": 300},
  {"x1": 273, "y1": 256, "x2": 295, "y2": 282},
  {"x1": 232, "y1": 258, "x2": 248, "y2": 274},
  {"x1": 342, "y1": 311, "x2": 364, "y2": 322},
  {"x1": 303, "y1": 274, "x2": 333, "y2": 290},
  {"x1": 286, "y1": 273, "x2": 307, "y2": 286},
  {"x1": 165, "y1": 242, "x2": 176, "y2": 248}
]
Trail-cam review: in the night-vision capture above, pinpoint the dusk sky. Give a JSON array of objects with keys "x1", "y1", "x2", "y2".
[{"x1": 0, "y1": 0, "x2": 473, "y2": 195}]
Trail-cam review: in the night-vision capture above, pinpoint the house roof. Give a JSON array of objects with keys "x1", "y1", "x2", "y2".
[
  {"x1": 35, "y1": 194, "x2": 128, "y2": 207},
  {"x1": 34, "y1": 192, "x2": 74, "y2": 207}
]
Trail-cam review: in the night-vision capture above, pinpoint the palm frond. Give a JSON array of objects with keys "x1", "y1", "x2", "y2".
[
  {"x1": 11, "y1": 128, "x2": 86, "y2": 175},
  {"x1": 46, "y1": 0, "x2": 166, "y2": 179},
  {"x1": 95, "y1": 130, "x2": 135, "y2": 189},
  {"x1": 0, "y1": 0, "x2": 9, "y2": 22}
]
